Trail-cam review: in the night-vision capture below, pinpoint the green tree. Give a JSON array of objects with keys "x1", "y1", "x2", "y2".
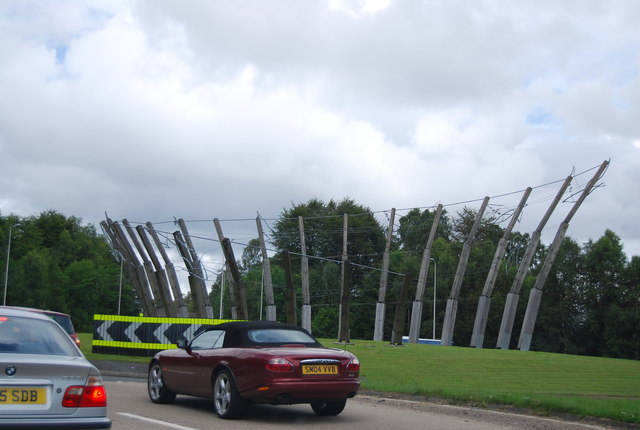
[
  {"x1": 532, "y1": 237, "x2": 583, "y2": 354},
  {"x1": 580, "y1": 230, "x2": 628, "y2": 357},
  {"x1": 621, "y1": 255, "x2": 640, "y2": 359},
  {"x1": 271, "y1": 198, "x2": 385, "y2": 267},
  {"x1": 451, "y1": 206, "x2": 499, "y2": 244},
  {"x1": 312, "y1": 306, "x2": 339, "y2": 338},
  {"x1": 1, "y1": 211, "x2": 138, "y2": 331},
  {"x1": 269, "y1": 198, "x2": 388, "y2": 337},
  {"x1": 240, "y1": 238, "x2": 262, "y2": 274},
  {"x1": 396, "y1": 208, "x2": 452, "y2": 254}
]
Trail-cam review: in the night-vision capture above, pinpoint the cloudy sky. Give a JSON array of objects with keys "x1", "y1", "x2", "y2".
[{"x1": 1, "y1": 0, "x2": 639, "y2": 271}]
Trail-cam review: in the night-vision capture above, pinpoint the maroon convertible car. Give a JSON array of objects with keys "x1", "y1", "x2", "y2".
[{"x1": 147, "y1": 321, "x2": 360, "y2": 419}]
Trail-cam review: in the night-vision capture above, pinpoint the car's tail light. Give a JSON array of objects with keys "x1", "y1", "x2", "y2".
[
  {"x1": 71, "y1": 334, "x2": 81, "y2": 348},
  {"x1": 62, "y1": 376, "x2": 107, "y2": 407},
  {"x1": 347, "y1": 358, "x2": 360, "y2": 372},
  {"x1": 265, "y1": 358, "x2": 293, "y2": 372}
]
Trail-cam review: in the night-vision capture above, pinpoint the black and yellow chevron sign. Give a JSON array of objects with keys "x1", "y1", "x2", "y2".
[{"x1": 92, "y1": 314, "x2": 238, "y2": 356}]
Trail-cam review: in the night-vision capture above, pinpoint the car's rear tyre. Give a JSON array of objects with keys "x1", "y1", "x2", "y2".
[
  {"x1": 311, "y1": 399, "x2": 347, "y2": 416},
  {"x1": 148, "y1": 362, "x2": 176, "y2": 404},
  {"x1": 213, "y1": 369, "x2": 245, "y2": 419}
]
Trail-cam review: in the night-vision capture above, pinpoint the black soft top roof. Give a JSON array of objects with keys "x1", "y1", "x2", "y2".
[{"x1": 207, "y1": 321, "x2": 320, "y2": 348}]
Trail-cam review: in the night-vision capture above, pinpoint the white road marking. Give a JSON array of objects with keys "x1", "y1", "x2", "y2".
[{"x1": 117, "y1": 412, "x2": 199, "y2": 430}]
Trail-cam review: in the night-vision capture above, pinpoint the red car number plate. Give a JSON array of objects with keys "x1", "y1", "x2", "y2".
[
  {"x1": 302, "y1": 364, "x2": 338, "y2": 375},
  {"x1": 0, "y1": 387, "x2": 47, "y2": 404}
]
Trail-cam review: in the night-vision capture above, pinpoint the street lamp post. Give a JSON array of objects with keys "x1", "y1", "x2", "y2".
[
  {"x1": 431, "y1": 257, "x2": 437, "y2": 340},
  {"x1": 3, "y1": 223, "x2": 22, "y2": 306}
]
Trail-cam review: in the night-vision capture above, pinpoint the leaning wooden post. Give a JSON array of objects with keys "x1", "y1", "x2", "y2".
[
  {"x1": 256, "y1": 217, "x2": 276, "y2": 321},
  {"x1": 174, "y1": 231, "x2": 207, "y2": 318},
  {"x1": 213, "y1": 219, "x2": 235, "y2": 317},
  {"x1": 338, "y1": 259, "x2": 352, "y2": 343},
  {"x1": 110, "y1": 221, "x2": 156, "y2": 316},
  {"x1": 374, "y1": 208, "x2": 395, "y2": 341},
  {"x1": 136, "y1": 224, "x2": 177, "y2": 317},
  {"x1": 145, "y1": 222, "x2": 188, "y2": 317},
  {"x1": 408, "y1": 204, "x2": 443, "y2": 343},
  {"x1": 299, "y1": 216, "x2": 312, "y2": 332},
  {"x1": 220, "y1": 237, "x2": 249, "y2": 320},
  {"x1": 122, "y1": 219, "x2": 166, "y2": 316},
  {"x1": 470, "y1": 188, "x2": 531, "y2": 348},
  {"x1": 441, "y1": 196, "x2": 490, "y2": 346},
  {"x1": 390, "y1": 274, "x2": 411, "y2": 345},
  {"x1": 177, "y1": 219, "x2": 213, "y2": 318},
  {"x1": 101, "y1": 220, "x2": 153, "y2": 316},
  {"x1": 338, "y1": 213, "x2": 349, "y2": 338},
  {"x1": 282, "y1": 250, "x2": 297, "y2": 325},
  {"x1": 518, "y1": 160, "x2": 609, "y2": 351},
  {"x1": 495, "y1": 175, "x2": 572, "y2": 349}
]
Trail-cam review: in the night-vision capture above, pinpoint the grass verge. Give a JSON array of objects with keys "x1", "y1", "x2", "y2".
[{"x1": 324, "y1": 338, "x2": 640, "y2": 424}]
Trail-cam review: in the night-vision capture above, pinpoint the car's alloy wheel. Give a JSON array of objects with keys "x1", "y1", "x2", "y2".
[
  {"x1": 311, "y1": 399, "x2": 347, "y2": 416},
  {"x1": 148, "y1": 362, "x2": 176, "y2": 404},
  {"x1": 213, "y1": 369, "x2": 244, "y2": 419}
]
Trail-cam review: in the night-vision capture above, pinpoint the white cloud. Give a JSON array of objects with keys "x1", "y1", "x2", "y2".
[
  {"x1": 328, "y1": 0, "x2": 391, "y2": 17},
  {"x1": 1, "y1": 0, "x2": 639, "y2": 259}
]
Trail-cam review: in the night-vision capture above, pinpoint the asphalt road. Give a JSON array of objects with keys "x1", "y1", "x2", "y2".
[{"x1": 101, "y1": 374, "x2": 616, "y2": 430}]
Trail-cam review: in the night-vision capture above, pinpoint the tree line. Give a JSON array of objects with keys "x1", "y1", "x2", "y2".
[
  {"x1": 209, "y1": 198, "x2": 640, "y2": 360},
  {"x1": 1, "y1": 211, "x2": 138, "y2": 331},
  {"x1": 2, "y1": 202, "x2": 639, "y2": 360}
]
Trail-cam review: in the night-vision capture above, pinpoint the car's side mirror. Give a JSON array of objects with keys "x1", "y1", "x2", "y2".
[{"x1": 176, "y1": 339, "x2": 189, "y2": 349}]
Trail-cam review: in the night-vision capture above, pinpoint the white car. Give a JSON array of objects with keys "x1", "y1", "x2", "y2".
[{"x1": 0, "y1": 307, "x2": 111, "y2": 429}]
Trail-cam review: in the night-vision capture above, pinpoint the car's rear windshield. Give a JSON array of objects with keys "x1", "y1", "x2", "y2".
[
  {"x1": 0, "y1": 315, "x2": 80, "y2": 356},
  {"x1": 247, "y1": 328, "x2": 317, "y2": 345},
  {"x1": 45, "y1": 312, "x2": 75, "y2": 334}
]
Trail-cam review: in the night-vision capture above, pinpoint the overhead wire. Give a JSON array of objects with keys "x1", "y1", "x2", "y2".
[{"x1": 111, "y1": 162, "x2": 607, "y2": 292}]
